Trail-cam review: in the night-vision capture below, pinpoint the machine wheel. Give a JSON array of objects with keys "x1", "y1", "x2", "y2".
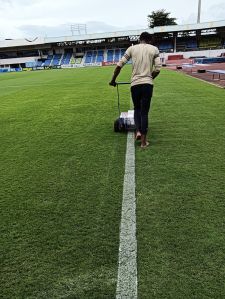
[
  {"x1": 114, "y1": 118, "x2": 125, "y2": 132},
  {"x1": 114, "y1": 119, "x2": 120, "y2": 132}
]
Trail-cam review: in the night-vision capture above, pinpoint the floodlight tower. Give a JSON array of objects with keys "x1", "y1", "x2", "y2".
[
  {"x1": 197, "y1": 0, "x2": 201, "y2": 23},
  {"x1": 70, "y1": 24, "x2": 87, "y2": 35}
]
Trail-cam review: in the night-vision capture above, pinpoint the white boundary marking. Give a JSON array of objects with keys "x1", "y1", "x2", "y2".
[{"x1": 116, "y1": 131, "x2": 137, "y2": 299}]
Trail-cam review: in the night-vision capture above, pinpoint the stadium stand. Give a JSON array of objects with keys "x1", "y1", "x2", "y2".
[
  {"x1": 121, "y1": 49, "x2": 126, "y2": 56},
  {"x1": 91, "y1": 51, "x2": 97, "y2": 63},
  {"x1": 176, "y1": 38, "x2": 198, "y2": 51},
  {"x1": 75, "y1": 57, "x2": 82, "y2": 64},
  {"x1": 158, "y1": 41, "x2": 173, "y2": 52},
  {"x1": 37, "y1": 61, "x2": 43, "y2": 67},
  {"x1": 96, "y1": 50, "x2": 104, "y2": 63},
  {"x1": 107, "y1": 50, "x2": 114, "y2": 62},
  {"x1": 44, "y1": 55, "x2": 53, "y2": 66},
  {"x1": 52, "y1": 54, "x2": 62, "y2": 66},
  {"x1": 25, "y1": 62, "x2": 37, "y2": 68},
  {"x1": 61, "y1": 53, "x2": 72, "y2": 65},
  {"x1": 84, "y1": 51, "x2": 93, "y2": 63},
  {"x1": 106, "y1": 49, "x2": 125, "y2": 62},
  {"x1": 22, "y1": 48, "x2": 129, "y2": 67},
  {"x1": 186, "y1": 39, "x2": 198, "y2": 50},
  {"x1": 1, "y1": 20, "x2": 225, "y2": 70},
  {"x1": 176, "y1": 40, "x2": 187, "y2": 52},
  {"x1": 41, "y1": 52, "x2": 83, "y2": 65},
  {"x1": 114, "y1": 49, "x2": 121, "y2": 62},
  {"x1": 199, "y1": 36, "x2": 221, "y2": 49},
  {"x1": 70, "y1": 56, "x2": 76, "y2": 64}
]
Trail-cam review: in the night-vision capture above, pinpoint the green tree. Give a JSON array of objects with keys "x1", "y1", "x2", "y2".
[{"x1": 147, "y1": 9, "x2": 177, "y2": 28}]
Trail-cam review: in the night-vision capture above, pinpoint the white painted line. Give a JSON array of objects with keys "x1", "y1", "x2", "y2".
[{"x1": 116, "y1": 131, "x2": 137, "y2": 299}]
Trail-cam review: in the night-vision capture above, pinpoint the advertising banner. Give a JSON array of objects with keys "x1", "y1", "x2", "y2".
[
  {"x1": 102, "y1": 62, "x2": 117, "y2": 66},
  {"x1": 83, "y1": 62, "x2": 102, "y2": 67},
  {"x1": 61, "y1": 64, "x2": 84, "y2": 68}
]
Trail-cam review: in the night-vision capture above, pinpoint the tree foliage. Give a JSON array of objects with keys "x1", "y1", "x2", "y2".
[{"x1": 147, "y1": 9, "x2": 177, "y2": 28}]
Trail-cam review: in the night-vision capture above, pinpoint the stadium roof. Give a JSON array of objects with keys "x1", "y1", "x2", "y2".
[{"x1": 1, "y1": 20, "x2": 225, "y2": 49}]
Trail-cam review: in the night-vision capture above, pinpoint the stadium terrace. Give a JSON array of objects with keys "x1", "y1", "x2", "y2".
[{"x1": 0, "y1": 20, "x2": 225, "y2": 72}]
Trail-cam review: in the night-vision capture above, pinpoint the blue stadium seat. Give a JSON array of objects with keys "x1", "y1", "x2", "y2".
[
  {"x1": 36, "y1": 61, "x2": 43, "y2": 67},
  {"x1": 121, "y1": 49, "x2": 126, "y2": 58},
  {"x1": 186, "y1": 40, "x2": 197, "y2": 49},
  {"x1": 52, "y1": 54, "x2": 62, "y2": 66},
  {"x1": 159, "y1": 42, "x2": 173, "y2": 52},
  {"x1": 114, "y1": 49, "x2": 121, "y2": 62},
  {"x1": 44, "y1": 55, "x2": 53, "y2": 66},
  {"x1": 85, "y1": 51, "x2": 93, "y2": 63},
  {"x1": 25, "y1": 62, "x2": 36, "y2": 68},
  {"x1": 96, "y1": 50, "x2": 104, "y2": 63},
  {"x1": 107, "y1": 50, "x2": 114, "y2": 62},
  {"x1": 61, "y1": 53, "x2": 72, "y2": 65},
  {"x1": 91, "y1": 51, "x2": 97, "y2": 63}
]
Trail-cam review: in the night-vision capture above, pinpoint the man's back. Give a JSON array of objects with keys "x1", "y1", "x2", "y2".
[{"x1": 118, "y1": 43, "x2": 161, "y2": 86}]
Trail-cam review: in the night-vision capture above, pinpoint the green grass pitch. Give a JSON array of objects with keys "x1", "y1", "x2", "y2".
[{"x1": 0, "y1": 67, "x2": 225, "y2": 298}]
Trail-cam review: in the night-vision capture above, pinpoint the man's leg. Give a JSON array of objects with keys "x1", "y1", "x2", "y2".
[{"x1": 140, "y1": 84, "x2": 153, "y2": 147}]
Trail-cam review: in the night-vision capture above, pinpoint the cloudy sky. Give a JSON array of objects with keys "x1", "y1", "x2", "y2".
[{"x1": 0, "y1": 0, "x2": 225, "y2": 39}]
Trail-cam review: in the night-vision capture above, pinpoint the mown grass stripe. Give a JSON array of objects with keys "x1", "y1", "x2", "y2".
[{"x1": 116, "y1": 131, "x2": 137, "y2": 299}]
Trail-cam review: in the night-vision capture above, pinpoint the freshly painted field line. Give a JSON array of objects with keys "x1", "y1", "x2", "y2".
[{"x1": 116, "y1": 131, "x2": 137, "y2": 299}]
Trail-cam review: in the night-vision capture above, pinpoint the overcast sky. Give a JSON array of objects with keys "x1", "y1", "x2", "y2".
[{"x1": 0, "y1": 0, "x2": 225, "y2": 39}]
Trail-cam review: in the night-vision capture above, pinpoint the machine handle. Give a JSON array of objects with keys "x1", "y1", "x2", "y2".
[
  {"x1": 116, "y1": 82, "x2": 130, "y2": 85},
  {"x1": 116, "y1": 83, "x2": 130, "y2": 117}
]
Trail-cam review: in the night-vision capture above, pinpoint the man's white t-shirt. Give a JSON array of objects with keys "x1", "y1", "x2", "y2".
[{"x1": 117, "y1": 43, "x2": 161, "y2": 87}]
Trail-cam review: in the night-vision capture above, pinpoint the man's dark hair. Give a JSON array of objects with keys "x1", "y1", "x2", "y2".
[{"x1": 139, "y1": 31, "x2": 152, "y2": 43}]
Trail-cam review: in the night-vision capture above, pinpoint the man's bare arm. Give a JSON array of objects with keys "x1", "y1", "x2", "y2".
[
  {"x1": 152, "y1": 70, "x2": 160, "y2": 79},
  {"x1": 152, "y1": 49, "x2": 161, "y2": 80},
  {"x1": 109, "y1": 66, "x2": 121, "y2": 86}
]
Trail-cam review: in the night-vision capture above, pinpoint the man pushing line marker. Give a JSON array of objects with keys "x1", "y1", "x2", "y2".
[{"x1": 109, "y1": 32, "x2": 161, "y2": 148}]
